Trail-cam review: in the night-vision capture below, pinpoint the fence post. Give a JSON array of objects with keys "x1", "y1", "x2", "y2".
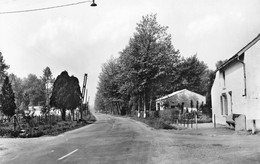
[
  {"x1": 214, "y1": 114, "x2": 216, "y2": 128},
  {"x1": 252, "y1": 120, "x2": 256, "y2": 134},
  {"x1": 195, "y1": 114, "x2": 198, "y2": 129}
]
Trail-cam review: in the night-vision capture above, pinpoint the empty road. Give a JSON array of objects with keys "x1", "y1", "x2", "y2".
[
  {"x1": 1, "y1": 113, "x2": 260, "y2": 164},
  {"x1": 1, "y1": 114, "x2": 154, "y2": 164}
]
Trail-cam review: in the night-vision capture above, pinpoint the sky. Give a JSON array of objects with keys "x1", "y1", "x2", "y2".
[{"x1": 0, "y1": 0, "x2": 259, "y2": 106}]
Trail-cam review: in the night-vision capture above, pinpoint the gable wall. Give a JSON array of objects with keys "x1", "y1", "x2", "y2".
[{"x1": 244, "y1": 40, "x2": 260, "y2": 120}]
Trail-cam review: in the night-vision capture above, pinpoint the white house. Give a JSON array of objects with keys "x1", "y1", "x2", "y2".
[
  {"x1": 211, "y1": 34, "x2": 260, "y2": 131},
  {"x1": 28, "y1": 106, "x2": 43, "y2": 116},
  {"x1": 156, "y1": 89, "x2": 206, "y2": 112}
]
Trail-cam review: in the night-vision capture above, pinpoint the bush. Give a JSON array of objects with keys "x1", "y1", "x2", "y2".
[
  {"x1": 132, "y1": 116, "x2": 177, "y2": 130},
  {"x1": 0, "y1": 119, "x2": 94, "y2": 138},
  {"x1": 153, "y1": 118, "x2": 177, "y2": 130},
  {"x1": 0, "y1": 128, "x2": 19, "y2": 137},
  {"x1": 159, "y1": 109, "x2": 179, "y2": 123}
]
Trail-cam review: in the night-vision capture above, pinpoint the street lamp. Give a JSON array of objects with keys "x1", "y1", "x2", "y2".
[{"x1": 91, "y1": 0, "x2": 97, "y2": 7}]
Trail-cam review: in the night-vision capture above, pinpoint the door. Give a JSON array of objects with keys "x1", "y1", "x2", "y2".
[{"x1": 221, "y1": 94, "x2": 228, "y2": 115}]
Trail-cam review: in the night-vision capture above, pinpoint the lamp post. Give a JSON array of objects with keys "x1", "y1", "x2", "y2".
[{"x1": 91, "y1": 0, "x2": 97, "y2": 7}]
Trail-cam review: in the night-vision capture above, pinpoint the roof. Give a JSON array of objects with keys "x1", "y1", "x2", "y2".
[
  {"x1": 216, "y1": 33, "x2": 260, "y2": 71},
  {"x1": 156, "y1": 89, "x2": 204, "y2": 101}
]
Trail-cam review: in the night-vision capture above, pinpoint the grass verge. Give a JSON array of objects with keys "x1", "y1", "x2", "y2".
[{"x1": 0, "y1": 114, "x2": 96, "y2": 138}]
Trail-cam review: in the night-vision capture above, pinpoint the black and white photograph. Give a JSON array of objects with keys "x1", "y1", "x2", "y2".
[{"x1": 0, "y1": 0, "x2": 260, "y2": 163}]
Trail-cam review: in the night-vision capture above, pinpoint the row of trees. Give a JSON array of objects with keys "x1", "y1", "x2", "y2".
[
  {"x1": 0, "y1": 52, "x2": 83, "y2": 121},
  {"x1": 9, "y1": 67, "x2": 54, "y2": 111},
  {"x1": 94, "y1": 14, "x2": 215, "y2": 117}
]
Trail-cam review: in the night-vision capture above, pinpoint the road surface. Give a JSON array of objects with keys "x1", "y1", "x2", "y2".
[{"x1": 1, "y1": 113, "x2": 260, "y2": 164}]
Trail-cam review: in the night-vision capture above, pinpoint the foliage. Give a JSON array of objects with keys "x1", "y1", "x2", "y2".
[
  {"x1": 95, "y1": 14, "x2": 216, "y2": 118},
  {"x1": 0, "y1": 52, "x2": 9, "y2": 83},
  {"x1": 95, "y1": 14, "x2": 180, "y2": 116},
  {"x1": 22, "y1": 74, "x2": 46, "y2": 106},
  {"x1": 50, "y1": 71, "x2": 82, "y2": 121},
  {"x1": 159, "y1": 109, "x2": 179, "y2": 123},
  {"x1": 0, "y1": 115, "x2": 96, "y2": 138},
  {"x1": 175, "y1": 55, "x2": 209, "y2": 95},
  {"x1": 41, "y1": 66, "x2": 54, "y2": 109},
  {"x1": 0, "y1": 76, "x2": 16, "y2": 117},
  {"x1": 132, "y1": 116, "x2": 177, "y2": 130},
  {"x1": 9, "y1": 73, "x2": 23, "y2": 108},
  {"x1": 215, "y1": 59, "x2": 228, "y2": 69}
]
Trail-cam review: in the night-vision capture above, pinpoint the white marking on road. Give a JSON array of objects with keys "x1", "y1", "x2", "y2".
[{"x1": 57, "y1": 149, "x2": 78, "y2": 161}]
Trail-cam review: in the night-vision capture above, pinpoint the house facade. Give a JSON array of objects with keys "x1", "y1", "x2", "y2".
[
  {"x1": 156, "y1": 89, "x2": 206, "y2": 111},
  {"x1": 211, "y1": 34, "x2": 260, "y2": 130}
]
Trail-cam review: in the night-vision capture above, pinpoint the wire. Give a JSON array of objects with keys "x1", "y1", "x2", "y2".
[{"x1": 0, "y1": 0, "x2": 93, "y2": 14}]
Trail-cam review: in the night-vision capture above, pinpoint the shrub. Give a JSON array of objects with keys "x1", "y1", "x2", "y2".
[
  {"x1": 154, "y1": 118, "x2": 177, "y2": 130},
  {"x1": 159, "y1": 109, "x2": 179, "y2": 123}
]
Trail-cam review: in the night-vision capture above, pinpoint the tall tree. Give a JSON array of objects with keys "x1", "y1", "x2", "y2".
[
  {"x1": 23, "y1": 74, "x2": 45, "y2": 106},
  {"x1": 176, "y1": 55, "x2": 208, "y2": 95},
  {"x1": 9, "y1": 73, "x2": 23, "y2": 108},
  {"x1": 118, "y1": 14, "x2": 179, "y2": 117},
  {"x1": 0, "y1": 52, "x2": 9, "y2": 83},
  {"x1": 68, "y1": 76, "x2": 82, "y2": 120},
  {"x1": 0, "y1": 76, "x2": 16, "y2": 117},
  {"x1": 50, "y1": 71, "x2": 81, "y2": 121},
  {"x1": 41, "y1": 67, "x2": 54, "y2": 113},
  {"x1": 20, "y1": 92, "x2": 30, "y2": 111}
]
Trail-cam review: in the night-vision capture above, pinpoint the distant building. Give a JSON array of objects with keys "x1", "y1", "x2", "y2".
[
  {"x1": 156, "y1": 89, "x2": 206, "y2": 112},
  {"x1": 28, "y1": 106, "x2": 43, "y2": 116},
  {"x1": 211, "y1": 34, "x2": 260, "y2": 130}
]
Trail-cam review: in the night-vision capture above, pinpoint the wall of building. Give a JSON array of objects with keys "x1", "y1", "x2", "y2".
[
  {"x1": 212, "y1": 62, "x2": 246, "y2": 124},
  {"x1": 156, "y1": 90, "x2": 205, "y2": 111},
  {"x1": 212, "y1": 39, "x2": 260, "y2": 130},
  {"x1": 244, "y1": 40, "x2": 260, "y2": 120}
]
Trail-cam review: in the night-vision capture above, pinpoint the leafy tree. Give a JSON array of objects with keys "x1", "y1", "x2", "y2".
[
  {"x1": 9, "y1": 73, "x2": 23, "y2": 108},
  {"x1": 94, "y1": 89, "x2": 106, "y2": 113},
  {"x1": 41, "y1": 67, "x2": 54, "y2": 114},
  {"x1": 95, "y1": 14, "x2": 215, "y2": 119},
  {"x1": 22, "y1": 92, "x2": 30, "y2": 110},
  {"x1": 0, "y1": 52, "x2": 9, "y2": 83},
  {"x1": 96, "y1": 57, "x2": 121, "y2": 114},
  {"x1": 23, "y1": 74, "x2": 45, "y2": 106},
  {"x1": 118, "y1": 14, "x2": 179, "y2": 117},
  {"x1": 0, "y1": 76, "x2": 16, "y2": 117},
  {"x1": 176, "y1": 55, "x2": 208, "y2": 95},
  {"x1": 50, "y1": 71, "x2": 81, "y2": 121},
  {"x1": 215, "y1": 59, "x2": 228, "y2": 69},
  {"x1": 68, "y1": 76, "x2": 82, "y2": 120}
]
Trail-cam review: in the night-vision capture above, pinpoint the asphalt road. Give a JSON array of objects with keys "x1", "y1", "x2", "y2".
[
  {"x1": 0, "y1": 114, "x2": 154, "y2": 164},
  {"x1": 1, "y1": 113, "x2": 260, "y2": 164}
]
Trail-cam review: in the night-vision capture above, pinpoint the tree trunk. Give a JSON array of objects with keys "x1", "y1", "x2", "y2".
[
  {"x1": 138, "y1": 94, "x2": 141, "y2": 117},
  {"x1": 72, "y1": 109, "x2": 75, "y2": 121},
  {"x1": 149, "y1": 95, "x2": 152, "y2": 113},
  {"x1": 61, "y1": 108, "x2": 66, "y2": 121},
  {"x1": 143, "y1": 91, "x2": 146, "y2": 118},
  {"x1": 80, "y1": 105, "x2": 83, "y2": 120}
]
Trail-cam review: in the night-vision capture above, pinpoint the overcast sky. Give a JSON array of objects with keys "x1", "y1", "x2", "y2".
[{"x1": 0, "y1": 0, "x2": 259, "y2": 105}]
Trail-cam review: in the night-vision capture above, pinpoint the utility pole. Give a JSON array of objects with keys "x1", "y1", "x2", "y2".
[{"x1": 81, "y1": 73, "x2": 88, "y2": 120}]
